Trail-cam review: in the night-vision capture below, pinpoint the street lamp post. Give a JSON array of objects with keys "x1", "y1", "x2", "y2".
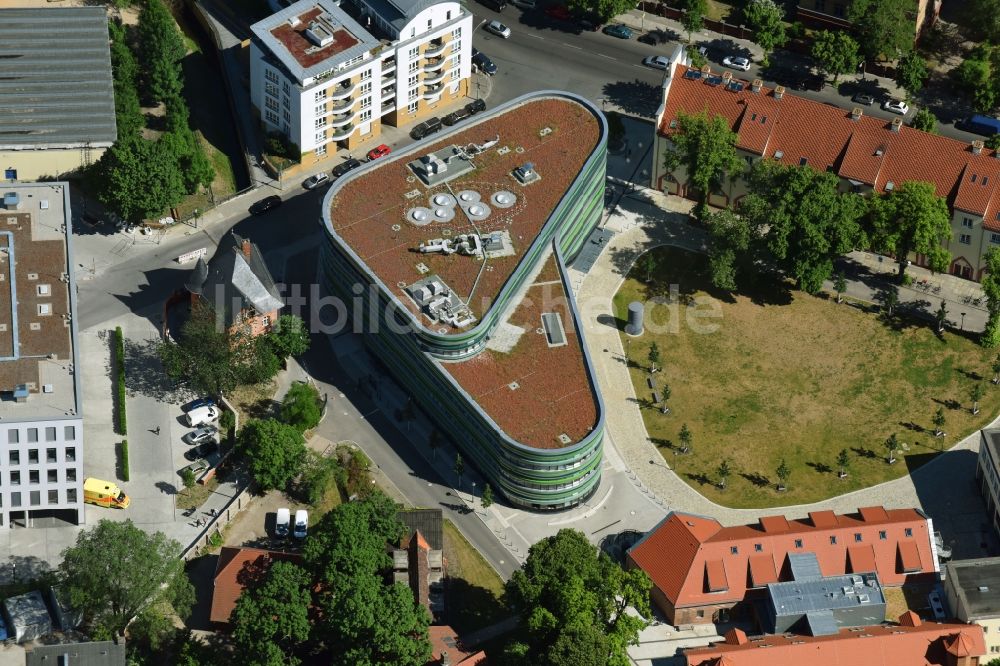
[
  {"x1": 193, "y1": 208, "x2": 199, "y2": 230},
  {"x1": 471, "y1": 480, "x2": 477, "y2": 506},
  {"x1": 859, "y1": 61, "x2": 866, "y2": 81},
  {"x1": 961, "y1": 312, "x2": 967, "y2": 330}
]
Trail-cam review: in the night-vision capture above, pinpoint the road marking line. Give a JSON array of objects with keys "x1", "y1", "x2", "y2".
[
  {"x1": 524, "y1": 32, "x2": 544, "y2": 39},
  {"x1": 597, "y1": 53, "x2": 616, "y2": 60},
  {"x1": 562, "y1": 42, "x2": 582, "y2": 49}
]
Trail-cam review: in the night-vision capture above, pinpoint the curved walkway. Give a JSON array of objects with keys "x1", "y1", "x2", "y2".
[{"x1": 573, "y1": 186, "x2": 1000, "y2": 557}]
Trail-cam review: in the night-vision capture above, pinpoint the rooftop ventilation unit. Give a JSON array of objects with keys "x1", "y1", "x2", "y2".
[
  {"x1": 3, "y1": 192, "x2": 20, "y2": 210},
  {"x1": 305, "y1": 21, "x2": 334, "y2": 47},
  {"x1": 288, "y1": 15, "x2": 301, "y2": 27}
]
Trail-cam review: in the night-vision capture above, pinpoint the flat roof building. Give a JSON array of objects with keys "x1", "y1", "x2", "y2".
[
  {"x1": 320, "y1": 91, "x2": 608, "y2": 510},
  {"x1": 250, "y1": 0, "x2": 472, "y2": 165},
  {"x1": 944, "y1": 557, "x2": 1000, "y2": 658},
  {"x1": 977, "y1": 430, "x2": 1000, "y2": 541},
  {"x1": 0, "y1": 8, "x2": 116, "y2": 181},
  {"x1": 0, "y1": 183, "x2": 84, "y2": 528}
]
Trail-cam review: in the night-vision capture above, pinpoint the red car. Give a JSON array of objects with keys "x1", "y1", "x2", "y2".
[
  {"x1": 545, "y1": 4, "x2": 571, "y2": 20},
  {"x1": 367, "y1": 144, "x2": 391, "y2": 161}
]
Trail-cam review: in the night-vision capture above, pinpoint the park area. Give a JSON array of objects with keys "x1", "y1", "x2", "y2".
[{"x1": 614, "y1": 247, "x2": 1000, "y2": 508}]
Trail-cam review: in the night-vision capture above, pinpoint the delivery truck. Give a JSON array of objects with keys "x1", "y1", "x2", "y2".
[{"x1": 83, "y1": 478, "x2": 130, "y2": 509}]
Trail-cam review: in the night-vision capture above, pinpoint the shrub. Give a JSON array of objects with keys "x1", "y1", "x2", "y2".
[
  {"x1": 120, "y1": 440, "x2": 130, "y2": 482},
  {"x1": 295, "y1": 450, "x2": 345, "y2": 505},
  {"x1": 219, "y1": 409, "x2": 236, "y2": 445},
  {"x1": 114, "y1": 327, "x2": 127, "y2": 436},
  {"x1": 207, "y1": 531, "x2": 223, "y2": 548},
  {"x1": 281, "y1": 382, "x2": 322, "y2": 433},
  {"x1": 181, "y1": 468, "x2": 195, "y2": 489}
]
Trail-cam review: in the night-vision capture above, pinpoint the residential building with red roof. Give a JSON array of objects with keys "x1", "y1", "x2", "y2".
[
  {"x1": 428, "y1": 625, "x2": 487, "y2": 665},
  {"x1": 652, "y1": 48, "x2": 1000, "y2": 281},
  {"x1": 684, "y1": 613, "x2": 984, "y2": 666},
  {"x1": 210, "y1": 547, "x2": 303, "y2": 629},
  {"x1": 626, "y1": 508, "x2": 940, "y2": 626}
]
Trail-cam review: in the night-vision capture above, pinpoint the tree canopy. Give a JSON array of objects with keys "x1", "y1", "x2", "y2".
[
  {"x1": 231, "y1": 561, "x2": 313, "y2": 666},
  {"x1": 743, "y1": 0, "x2": 786, "y2": 57},
  {"x1": 895, "y1": 52, "x2": 928, "y2": 99},
  {"x1": 269, "y1": 314, "x2": 311, "y2": 359},
  {"x1": 238, "y1": 418, "x2": 307, "y2": 491},
  {"x1": 866, "y1": 180, "x2": 951, "y2": 280},
  {"x1": 662, "y1": 110, "x2": 743, "y2": 218},
  {"x1": 847, "y1": 0, "x2": 915, "y2": 61},
  {"x1": 811, "y1": 30, "x2": 860, "y2": 83},
  {"x1": 982, "y1": 247, "x2": 1000, "y2": 347},
  {"x1": 678, "y1": 0, "x2": 708, "y2": 41},
  {"x1": 962, "y1": 0, "x2": 1000, "y2": 42},
  {"x1": 281, "y1": 381, "x2": 323, "y2": 433},
  {"x1": 59, "y1": 519, "x2": 192, "y2": 634},
  {"x1": 137, "y1": 0, "x2": 187, "y2": 102},
  {"x1": 566, "y1": 0, "x2": 634, "y2": 22},
  {"x1": 503, "y1": 529, "x2": 652, "y2": 666},
  {"x1": 952, "y1": 45, "x2": 1000, "y2": 114}
]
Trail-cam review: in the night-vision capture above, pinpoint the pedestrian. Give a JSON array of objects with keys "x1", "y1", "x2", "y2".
[
  {"x1": 210, "y1": 508, "x2": 217, "y2": 518},
  {"x1": 153, "y1": 426, "x2": 160, "y2": 436}
]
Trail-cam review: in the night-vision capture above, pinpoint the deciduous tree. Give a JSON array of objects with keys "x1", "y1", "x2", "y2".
[
  {"x1": 269, "y1": 314, "x2": 311, "y2": 358},
  {"x1": 566, "y1": 0, "x2": 634, "y2": 22},
  {"x1": 910, "y1": 108, "x2": 938, "y2": 134},
  {"x1": 885, "y1": 433, "x2": 899, "y2": 463},
  {"x1": 971, "y1": 383, "x2": 986, "y2": 415},
  {"x1": 231, "y1": 561, "x2": 313, "y2": 666},
  {"x1": 238, "y1": 418, "x2": 307, "y2": 491},
  {"x1": 662, "y1": 110, "x2": 743, "y2": 219},
  {"x1": 481, "y1": 483, "x2": 494, "y2": 510},
  {"x1": 717, "y1": 460, "x2": 731, "y2": 489},
  {"x1": 896, "y1": 52, "x2": 929, "y2": 99},
  {"x1": 981, "y1": 248, "x2": 1000, "y2": 347},
  {"x1": 848, "y1": 0, "x2": 915, "y2": 61},
  {"x1": 281, "y1": 381, "x2": 322, "y2": 433},
  {"x1": 59, "y1": 520, "x2": 191, "y2": 634},
  {"x1": 776, "y1": 459, "x2": 790, "y2": 489},
  {"x1": 743, "y1": 0, "x2": 786, "y2": 62},
  {"x1": 706, "y1": 207, "x2": 754, "y2": 291},
  {"x1": 678, "y1": 424, "x2": 692, "y2": 453},
  {"x1": 811, "y1": 30, "x2": 860, "y2": 83},
  {"x1": 836, "y1": 449, "x2": 850, "y2": 478},
  {"x1": 834, "y1": 271, "x2": 847, "y2": 303},
  {"x1": 647, "y1": 342, "x2": 661, "y2": 372},
  {"x1": 867, "y1": 181, "x2": 951, "y2": 281},
  {"x1": 933, "y1": 407, "x2": 946, "y2": 437},
  {"x1": 678, "y1": 0, "x2": 708, "y2": 42}
]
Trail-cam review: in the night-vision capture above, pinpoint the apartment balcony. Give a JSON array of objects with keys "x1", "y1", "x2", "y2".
[
  {"x1": 422, "y1": 83, "x2": 444, "y2": 99},
  {"x1": 381, "y1": 88, "x2": 396, "y2": 102},
  {"x1": 329, "y1": 111, "x2": 354, "y2": 127},
  {"x1": 423, "y1": 57, "x2": 445, "y2": 72},
  {"x1": 330, "y1": 80, "x2": 358, "y2": 100},
  {"x1": 382, "y1": 58, "x2": 396, "y2": 75},
  {"x1": 423, "y1": 69, "x2": 447, "y2": 86},
  {"x1": 330, "y1": 123, "x2": 355, "y2": 140},
  {"x1": 330, "y1": 95, "x2": 354, "y2": 111},
  {"x1": 381, "y1": 100, "x2": 395, "y2": 115},
  {"x1": 423, "y1": 40, "x2": 447, "y2": 58}
]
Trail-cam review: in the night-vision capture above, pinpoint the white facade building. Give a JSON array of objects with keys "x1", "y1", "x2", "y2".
[
  {"x1": 249, "y1": 0, "x2": 472, "y2": 161},
  {"x1": 0, "y1": 183, "x2": 84, "y2": 528}
]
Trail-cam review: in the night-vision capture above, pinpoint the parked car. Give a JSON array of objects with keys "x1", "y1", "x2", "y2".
[
  {"x1": 367, "y1": 144, "x2": 391, "y2": 161},
  {"x1": 472, "y1": 48, "x2": 497, "y2": 76},
  {"x1": 577, "y1": 15, "x2": 601, "y2": 31},
  {"x1": 185, "y1": 405, "x2": 219, "y2": 428},
  {"x1": 485, "y1": 20, "x2": 511, "y2": 38},
  {"x1": 444, "y1": 107, "x2": 472, "y2": 126},
  {"x1": 638, "y1": 30, "x2": 667, "y2": 45},
  {"x1": 512, "y1": 0, "x2": 535, "y2": 7},
  {"x1": 602, "y1": 24, "x2": 632, "y2": 39},
  {"x1": 545, "y1": 4, "x2": 571, "y2": 20},
  {"x1": 184, "y1": 425, "x2": 217, "y2": 445},
  {"x1": 722, "y1": 55, "x2": 751, "y2": 71},
  {"x1": 466, "y1": 98, "x2": 487, "y2": 115},
  {"x1": 962, "y1": 114, "x2": 1000, "y2": 136},
  {"x1": 332, "y1": 157, "x2": 362, "y2": 178},
  {"x1": 303, "y1": 172, "x2": 329, "y2": 189},
  {"x1": 249, "y1": 195, "x2": 282, "y2": 215},
  {"x1": 179, "y1": 459, "x2": 210, "y2": 478},
  {"x1": 643, "y1": 55, "x2": 670, "y2": 70},
  {"x1": 851, "y1": 92, "x2": 876, "y2": 106},
  {"x1": 411, "y1": 116, "x2": 443, "y2": 140},
  {"x1": 275, "y1": 507, "x2": 290, "y2": 539},
  {"x1": 185, "y1": 440, "x2": 219, "y2": 461},
  {"x1": 882, "y1": 98, "x2": 910, "y2": 115},
  {"x1": 182, "y1": 397, "x2": 215, "y2": 413},
  {"x1": 293, "y1": 509, "x2": 309, "y2": 539}
]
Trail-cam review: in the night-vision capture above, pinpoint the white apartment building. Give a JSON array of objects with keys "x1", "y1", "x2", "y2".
[
  {"x1": 249, "y1": 0, "x2": 472, "y2": 163},
  {"x1": 0, "y1": 183, "x2": 84, "y2": 528}
]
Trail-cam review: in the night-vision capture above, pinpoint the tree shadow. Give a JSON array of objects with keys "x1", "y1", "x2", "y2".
[
  {"x1": 439, "y1": 501, "x2": 473, "y2": 515},
  {"x1": 933, "y1": 397, "x2": 962, "y2": 411},
  {"x1": 899, "y1": 421, "x2": 926, "y2": 434},
  {"x1": 602, "y1": 79, "x2": 662, "y2": 117},
  {"x1": 243, "y1": 397, "x2": 280, "y2": 420},
  {"x1": 124, "y1": 337, "x2": 194, "y2": 403},
  {"x1": 445, "y1": 577, "x2": 509, "y2": 636},
  {"x1": 155, "y1": 481, "x2": 178, "y2": 495},
  {"x1": 684, "y1": 472, "x2": 713, "y2": 487},
  {"x1": 740, "y1": 471, "x2": 770, "y2": 488},
  {"x1": 637, "y1": 27, "x2": 680, "y2": 45},
  {"x1": 956, "y1": 368, "x2": 984, "y2": 381},
  {"x1": 850, "y1": 446, "x2": 878, "y2": 460},
  {"x1": 806, "y1": 461, "x2": 832, "y2": 475},
  {"x1": 650, "y1": 437, "x2": 676, "y2": 452}
]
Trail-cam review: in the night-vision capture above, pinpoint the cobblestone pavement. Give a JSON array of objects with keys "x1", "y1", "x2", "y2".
[{"x1": 572, "y1": 183, "x2": 1000, "y2": 559}]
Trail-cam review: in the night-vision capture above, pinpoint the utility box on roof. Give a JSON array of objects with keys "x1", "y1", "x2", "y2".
[{"x1": 3, "y1": 590, "x2": 52, "y2": 643}]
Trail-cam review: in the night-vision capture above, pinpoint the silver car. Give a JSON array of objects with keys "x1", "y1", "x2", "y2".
[
  {"x1": 184, "y1": 425, "x2": 217, "y2": 445},
  {"x1": 485, "y1": 20, "x2": 511, "y2": 38}
]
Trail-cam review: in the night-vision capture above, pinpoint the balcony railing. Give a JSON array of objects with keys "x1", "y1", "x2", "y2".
[
  {"x1": 330, "y1": 96, "x2": 354, "y2": 111},
  {"x1": 423, "y1": 40, "x2": 447, "y2": 57},
  {"x1": 329, "y1": 111, "x2": 354, "y2": 127},
  {"x1": 330, "y1": 123, "x2": 355, "y2": 140},
  {"x1": 422, "y1": 83, "x2": 444, "y2": 99},
  {"x1": 423, "y1": 69, "x2": 447, "y2": 85},
  {"x1": 330, "y1": 80, "x2": 358, "y2": 100},
  {"x1": 382, "y1": 59, "x2": 396, "y2": 75},
  {"x1": 423, "y1": 57, "x2": 444, "y2": 72}
]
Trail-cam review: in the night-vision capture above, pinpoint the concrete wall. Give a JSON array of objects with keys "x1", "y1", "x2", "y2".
[{"x1": 0, "y1": 148, "x2": 107, "y2": 182}]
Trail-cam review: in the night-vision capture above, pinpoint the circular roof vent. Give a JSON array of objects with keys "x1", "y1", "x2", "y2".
[
  {"x1": 431, "y1": 193, "x2": 457, "y2": 208},
  {"x1": 491, "y1": 191, "x2": 516, "y2": 208},
  {"x1": 408, "y1": 207, "x2": 433, "y2": 225},
  {"x1": 456, "y1": 190, "x2": 481, "y2": 203},
  {"x1": 466, "y1": 203, "x2": 491, "y2": 221},
  {"x1": 433, "y1": 207, "x2": 455, "y2": 222}
]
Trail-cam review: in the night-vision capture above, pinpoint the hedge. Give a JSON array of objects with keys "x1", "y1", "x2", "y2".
[
  {"x1": 114, "y1": 327, "x2": 127, "y2": 436},
  {"x1": 120, "y1": 440, "x2": 130, "y2": 482}
]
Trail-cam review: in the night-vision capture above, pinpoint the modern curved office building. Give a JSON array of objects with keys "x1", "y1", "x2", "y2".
[{"x1": 320, "y1": 91, "x2": 607, "y2": 509}]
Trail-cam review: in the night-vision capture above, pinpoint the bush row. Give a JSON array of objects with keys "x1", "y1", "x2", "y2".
[
  {"x1": 114, "y1": 326, "x2": 127, "y2": 436},
  {"x1": 120, "y1": 440, "x2": 130, "y2": 483}
]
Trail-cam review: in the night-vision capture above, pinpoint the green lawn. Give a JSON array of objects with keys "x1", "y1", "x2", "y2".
[
  {"x1": 614, "y1": 247, "x2": 1000, "y2": 508},
  {"x1": 442, "y1": 520, "x2": 508, "y2": 634}
]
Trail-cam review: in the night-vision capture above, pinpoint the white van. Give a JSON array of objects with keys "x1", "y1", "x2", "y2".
[
  {"x1": 293, "y1": 509, "x2": 308, "y2": 539},
  {"x1": 185, "y1": 405, "x2": 219, "y2": 428},
  {"x1": 275, "y1": 508, "x2": 290, "y2": 539}
]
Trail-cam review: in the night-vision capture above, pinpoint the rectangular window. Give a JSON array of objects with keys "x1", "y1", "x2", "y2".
[
  {"x1": 316, "y1": 144, "x2": 327, "y2": 156},
  {"x1": 45, "y1": 427, "x2": 56, "y2": 442},
  {"x1": 10, "y1": 472, "x2": 20, "y2": 486},
  {"x1": 314, "y1": 89, "x2": 328, "y2": 102},
  {"x1": 282, "y1": 95, "x2": 290, "y2": 108},
  {"x1": 265, "y1": 82, "x2": 279, "y2": 98},
  {"x1": 360, "y1": 96, "x2": 371, "y2": 109},
  {"x1": 963, "y1": 217, "x2": 974, "y2": 228},
  {"x1": 27, "y1": 429, "x2": 37, "y2": 443},
  {"x1": 47, "y1": 470, "x2": 57, "y2": 483},
  {"x1": 452, "y1": 40, "x2": 461, "y2": 53},
  {"x1": 265, "y1": 69, "x2": 279, "y2": 84},
  {"x1": 451, "y1": 68, "x2": 459, "y2": 80},
  {"x1": 67, "y1": 488, "x2": 77, "y2": 504},
  {"x1": 29, "y1": 491, "x2": 40, "y2": 507},
  {"x1": 316, "y1": 103, "x2": 327, "y2": 115},
  {"x1": 992, "y1": 233, "x2": 1000, "y2": 244},
  {"x1": 11, "y1": 493, "x2": 21, "y2": 508},
  {"x1": 879, "y1": 530, "x2": 887, "y2": 540},
  {"x1": 754, "y1": 543, "x2": 763, "y2": 552},
  {"x1": 315, "y1": 117, "x2": 327, "y2": 128},
  {"x1": 360, "y1": 82, "x2": 371, "y2": 94},
  {"x1": 315, "y1": 131, "x2": 327, "y2": 143},
  {"x1": 408, "y1": 46, "x2": 419, "y2": 58},
  {"x1": 7, "y1": 430, "x2": 17, "y2": 445},
  {"x1": 65, "y1": 448, "x2": 76, "y2": 463},
  {"x1": 29, "y1": 470, "x2": 38, "y2": 485},
  {"x1": 730, "y1": 546, "x2": 738, "y2": 555},
  {"x1": 8, "y1": 451, "x2": 17, "y2": 465},
  {"x1": 265, "y1": 97, "x2": 279, "y2": 112},
  {"x1": 451, "y1": 27, "x2": 461, "y2": 39},
  {"x1": 854, "y1": 533, "x2": 862, "y2": 542},
  {"x1": 794, "y1": 539, "x2": 803, "y2": 548},
  {"x1": 904, "y1": 528, "x2": 913, "y2": 537},
  {"x1": 427, "y1": 19, "x2": 432, "y2": 29},
  {"x1": 282, "y1": 81, "x2": 290, "y2": 95},
  {"x1": 46, "y1": 448, "x2": 56, "y2": 463},
  {"x1": 28, "y1": 450, "x2": 38, "y2": 464},
  {"x1": 830, "y1": 535, "x2": 837, "y2": 545},
  {"x1": 447, "y1": 10, "x2": 452, "y2": 19},
  {"x1": 409, "y1": 60, "x2": 419, "y2": 73},
  {"x1": 408, "y1": 101, "x2": 418, "y2": 112},
  {"x1": 265, "y1": 110, "x2": 279, "y2": 125},
  {"x1": 359, "y1": 109, "x2": 372, "y2": 122},
  {"x1": 283, "y1": 110, "x2": 291, "y2": 123},
  {"x1": 66, "y1": 468, "x2": 76, "y2": 483},
  {"x1": 48, "y1": 490, "x2": 58, "y2": 505},
  {"x1": 960, "y1": 234, "x2": 972, "y2": 245},
  {"x1": 363, "y1": 69, "x2": 373, "y2": 80},
  {"x1": 64, "y1": 426, "x2": 75, "y2": 441},
  {"x1": 407, "y1": 74, "x2": 419, "y2": 87}
]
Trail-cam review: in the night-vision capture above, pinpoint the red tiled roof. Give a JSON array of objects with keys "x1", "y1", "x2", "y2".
[
  {"x1": 211, "y1": 547, "x2": 303, "y2": 626},
  {"x1": 428, "y1": 625, "x2": 488, "y2": 666},
  {"x1": 627, "y1": 508, "x2": 936, "y2": 611},
  {"x1": 685, "y1": 619, "x2": 985, "y2": 666},
  {"x1": 660, "y1": 64, "x2": 1000, "y2": 230},
  {"x1": 706, "y1": 559, "x2": 729, "y2": 592},
  {"x1": 898, "y1": 540, "x2": 923, "y2": 572}
]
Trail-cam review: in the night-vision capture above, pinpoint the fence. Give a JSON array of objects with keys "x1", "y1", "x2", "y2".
[
  {"x1": 180, "y1": 482, "x2": 256, "y2": 561},
  {"x1": 635, "y1": 1, "x2": 756, "y2": 41}
]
